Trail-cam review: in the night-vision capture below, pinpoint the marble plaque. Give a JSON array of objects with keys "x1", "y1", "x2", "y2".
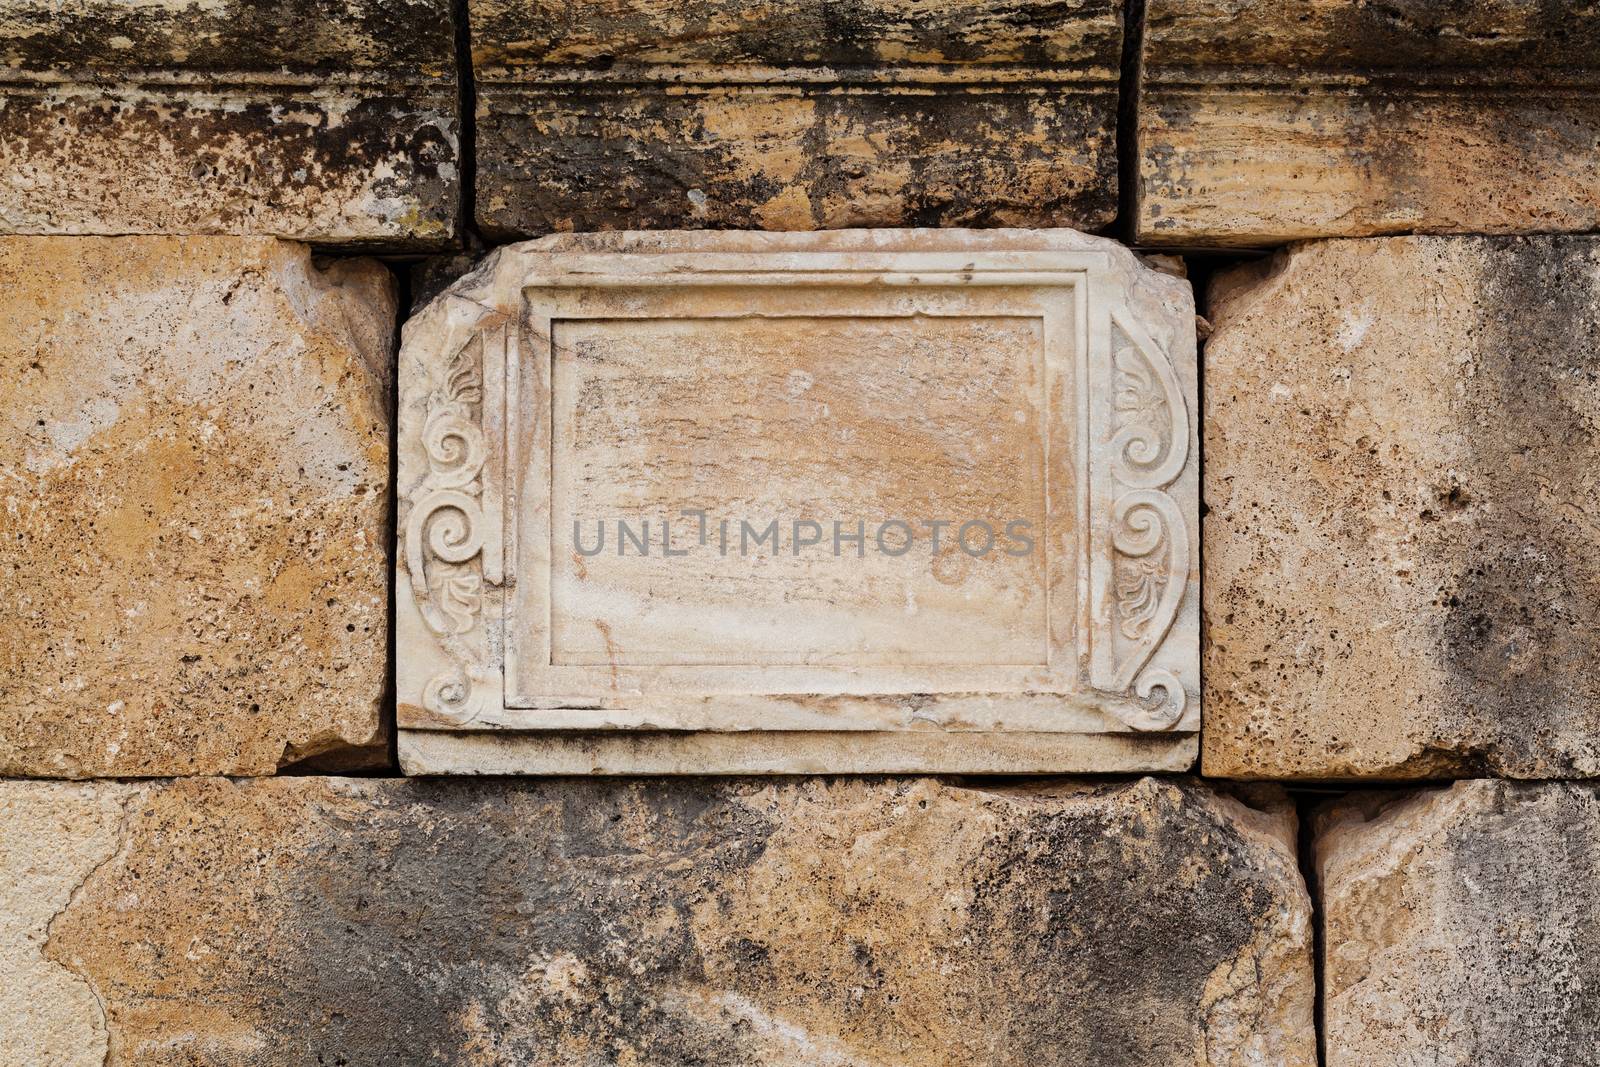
[{"x1": 396, "y1": 230, "x2": 1198, "y2": 773}]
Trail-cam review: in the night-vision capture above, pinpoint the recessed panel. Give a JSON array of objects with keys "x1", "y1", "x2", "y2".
[{"x1": 549, "y1": 314, "x2": 1049, "y2": 667}]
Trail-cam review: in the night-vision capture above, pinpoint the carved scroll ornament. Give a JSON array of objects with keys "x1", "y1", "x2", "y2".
[
  {"x1": 404, "y1": 333, "x2": 499, "y2": 724},
  {"x1": 1100, "y1": 318, "x2": 1191, "y2": 730}
]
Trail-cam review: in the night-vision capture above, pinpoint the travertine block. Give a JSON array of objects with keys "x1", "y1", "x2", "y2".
[
  {"x1": 1317, "y1": 781, "x2": 1600, "y2": 1065},
  {"x1": 398, "y1": 229, "x2": 1199, "y2": 773},
  {"x1": 472, "y1": 0, "x2": 1120, "y2": 236},
  {"x1": 1205, "y1": 236, "x2": 1600, "y2": 779},
  {"x1": 4, "y1": 775, "x2": 1315, "y2": 1065},
  {"x1": 1137, "y1": 1, "x2": 1600, "y2": 245},
  {"x1": 0, "y1": 0, "x2": 458, "y2": 248},
  {"x1": 0, "y1": 237, "x2": 392, "y2": 777}
]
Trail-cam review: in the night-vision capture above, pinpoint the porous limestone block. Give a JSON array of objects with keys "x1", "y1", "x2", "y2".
[
  {"x1": 2, "y1": 775, "x2": 1315, "y2": 1065},
  {"x1": 1317, "y1": 780, "x2": 1600, "y2": 1065},
  {"x1": 1137, "y1": 0, "x2": 1600, "y2": 245},
  {"x1": 0, "y1": 237, "x2": 393, "y2": 777},
  {"x1": 472, "y1": 0, "x2": 1121, "y2": 235},
  {"x1": 1204, "y1": 235, "x2": 1600, "y2": 778},
  {"x1": 0, "y1": 0, "x2": 458, "y2": 247}
]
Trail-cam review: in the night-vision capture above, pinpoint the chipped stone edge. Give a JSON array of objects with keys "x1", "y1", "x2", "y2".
[{"x1": 272, "y1": 243, "x2": 397, "y2": 770}]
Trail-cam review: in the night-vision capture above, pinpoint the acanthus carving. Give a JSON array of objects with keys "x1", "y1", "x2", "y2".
[
  {"x1": 1102, "y1": 318, "x2": 1191, "y2": 731},
  {"x1": 1112, "y1": 336, "x2": 1187, "y2": 489},
  {"x1": 405, "y1": 333, "x2": 498, "y2": 723}
]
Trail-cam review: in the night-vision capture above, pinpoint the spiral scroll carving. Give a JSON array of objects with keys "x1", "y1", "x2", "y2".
[
  {"x1": 405, "y1": 340, "x2": 490, "y2": 721},
  {"x1": 422, "y1": 666, "x2": 479, "y2": 724},
  {"x1": 1128, "y1": 669, "x2": 1186, "y2": 731},
  {"x1": 1112, "y1": 342, "x2": 1187, "y2": 489},
  {"x1": 1103, "y1": 323, "x2": 1192, "y2": 731}
]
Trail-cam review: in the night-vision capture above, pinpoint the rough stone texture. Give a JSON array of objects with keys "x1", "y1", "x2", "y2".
[
  {"x1": 0, "y1": 237, "x2": 393, "y2": 777},
  {"x1": 1317, "y1": 780, "x2": 1600, "y2": 1065},
  {"x1": 1137, "y1": 1, "x2": 1600, "y2": 245},
  {"x1": 398, "y1": 229, "x2": 1199, "y2": 772},
  {"x1": 0, "y1": 0, "x2": 458, "y2": 248},
  {"x1": 3, "y1": 775, "x2": 1315, "y2": 1065},
  {"x1": 0, "y1": 782, "x2": 130, "y2": 1067},
  {"x1": 1204, "y1": 235, "x2": 1600, "y2": 779},
  {"x1": 473, "y1": 0, "x2": 1120, "y2": 236}
]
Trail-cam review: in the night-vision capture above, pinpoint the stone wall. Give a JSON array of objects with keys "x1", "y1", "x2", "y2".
[{"x1": 4, "y1": 1, "x2": 1599, "y2": 1062}]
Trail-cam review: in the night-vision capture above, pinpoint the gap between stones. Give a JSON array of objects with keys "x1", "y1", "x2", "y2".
[
  {"x1": 1116, "y1": 0, "x2": 1147, "y2": 244},
  {"x1": 452, "y1": 0, "x2": 483, "y2": 249},
  {"x1": 1292, "y1": 788, "x2": 1333, "y2": 1067}
]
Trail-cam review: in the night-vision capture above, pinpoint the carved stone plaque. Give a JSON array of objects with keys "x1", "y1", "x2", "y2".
[{"x1": 397, "y1": 230, "x2": 1199, "y2": 773}]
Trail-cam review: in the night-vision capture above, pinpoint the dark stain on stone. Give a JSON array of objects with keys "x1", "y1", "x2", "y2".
[
  {"x1": 477, "y1": 85, "x2": 1115, "y2": 236},
  {"x1": 1434, "y1": 782, "x2": 1600, "y2": 1063},
  {"x1": 48, "y1": 778, "x2": 1301, "y2": 1064},
  {"x1": 4, "y1": 0, "x2": 455, "y2": 75},
  {"x1": 1150, "y1": 0, "x2": 1600, "y2": 71},
  {"x1": 37, "y1": 780, "x2": 1312, "y2": 1062},
  {"x1": 1317, "y1": 0, "x2": 1600, "y2": 71},
  {"x1": 1439, "y1": 236, "x2": 1600, "y2": 774},
  {"x1": 964, "y1": 779, "x2": 1273, "y2": 1064},
  {"x1": 258, "y1": 779, "x2": 781, "y2": 1064},
  {"x1": 472, "y1": 0, "x2": 1122, "y2": 69}
]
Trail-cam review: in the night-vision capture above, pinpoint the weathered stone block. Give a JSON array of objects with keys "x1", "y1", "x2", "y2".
[
  {"x1": 1317, "y1": 780, "x2": 1600, "y2": 1064},
  {"x1": 472, "y1": 0, "x2": 1120, "y2": 236},
  {"x1": 1204, "y1": 236, "x2": 1600, "y2": 779},
  {"x1": 1137, "y1": 1, "x2": 1600, "y2": 245},
  {"x1": 399, "y1": 229, "x2": 1199, "y2": 773},
  {"x1": 0, "y1": 237, "x2": 393, "y2": 777},
  {"x1": 4, "y1": 775, "x2": 1315, "y2": 1065},
  {"x1": 0, "y1": 0, "x2": 458, "y2": 248}
]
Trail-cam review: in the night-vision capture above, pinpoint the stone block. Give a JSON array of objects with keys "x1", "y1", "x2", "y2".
[
  {"x1": 1317, "y1": 780, "x2": 1600, "y2": 1065},
  {"x1": 0, "y1": 0, "x2": 458, "y2": 248},
  {"x1": 4, "y1": 775, "x2": 1316, "y2": 1065},
  {"x1": 0, "y1": 237, "x2": 393, "y2": 777},
  {"x1": 1204, "y1": 235, "x2": 1600, "y2": 778},
  {"x1": 1137, "y1": 1, "x2": 1600, "y2": 245},
  {"x1": 397, "y1": 229, "x2": 1199, "y2": 773},
  {"x1": 472, "y1": 0, "x2": 1120, "y2": 236}
]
